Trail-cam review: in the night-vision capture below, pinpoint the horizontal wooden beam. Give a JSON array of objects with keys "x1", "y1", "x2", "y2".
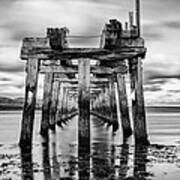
[
  {"x1": 68, "y1": 89, "x2": 103, "y2": 92},
  {"x1": 21, "y1": 38, "x2": 146, "y2": 61},
  {"x1": 64, "y1": 86, "x2": 103, "y2": 92},
  {"x1": 68, "y1": 92, "x2": 101, "y2": 97},
  {"x1": 40, "y1": 64, "x2": 128, "y2": 74},
  {"x1": 22, "y1": 37, "x2": 145, "y2": 49},
  {"x1": 21, "y1": 47, "x2": 146, "y2": 61},
  {"x1": 54, "y1": 77, "x2": 109, "y2": 83},
  {"x1": 62, "y1": 84, "x2": 105, "y2": 89}
]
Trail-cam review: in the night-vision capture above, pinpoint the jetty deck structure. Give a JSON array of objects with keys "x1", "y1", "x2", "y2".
[{"x1": 19, "y1": 0, "x2": 149, "y2": 150}]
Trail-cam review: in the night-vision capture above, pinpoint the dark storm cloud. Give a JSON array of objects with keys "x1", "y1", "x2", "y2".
[
  {"x1": 15, "y1": 84, "x2": 24, "y2": 89},
  {"x1": 0, "y1": 0, "x2": 180, "y2": 103},
  {"x1": 162, "y1": 20, "x2": 180, "y2": 30},
  {"x1": 143, "y1": 31, "x2": 163, "y2": 41},
  {"x1": 144, "y1": 79, "x2": 167, "y2": 86},
  {"x1": 0, "y1": 77, "x2": 11, "y2": 81},
  {"x1": 143, "y1": 24, "x2": 163, "y2": 41},
  {"x1": 0, "y1": 64, "x2": 24, "y2": 73},
  {"x1": 169, "y1": 90, "x2": 180, "y2": 93},
  {"x1": 147, "y1": 73, "x2": 180, "y2": 80},
  {"x1": 144, "y1": 86, "x2": 162, "y2": 92}
]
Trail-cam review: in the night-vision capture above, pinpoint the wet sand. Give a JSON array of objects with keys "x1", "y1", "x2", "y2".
[{"x1": 0, "y1": 109, "x2": 180, "y2": 179}]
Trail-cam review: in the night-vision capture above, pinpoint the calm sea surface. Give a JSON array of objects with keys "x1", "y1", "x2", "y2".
[{"x1": 0, "y1": 108, "x2": 180, "y2": 179}]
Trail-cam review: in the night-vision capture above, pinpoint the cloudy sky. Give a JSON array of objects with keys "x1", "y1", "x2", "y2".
[{"x1": 0, "y1": 0, "x2": 180, "y2": 106}]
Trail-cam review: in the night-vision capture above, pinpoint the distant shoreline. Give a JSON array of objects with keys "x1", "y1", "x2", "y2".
[
  {"x1": 1, "y1": 106, "x2": 180, "y2": 111},
  {"x1": 0, "y1": 105, "x2": 41, "y2": 111}
]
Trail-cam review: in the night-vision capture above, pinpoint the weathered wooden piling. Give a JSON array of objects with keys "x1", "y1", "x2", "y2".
[
  {"x1": 19, "y1": 58, "x2": 39, "y2": 147},
  {"x1": 20, "y1": 0, "x2": 148, "y2": 147},
  {"x1": 78, "y1": 59, "x2": 90, "y2": 152},
  {"x1": 60, "y1": 87, "x2": 68, "y2": 122},
  {"x1": 129, "y1": 58, "x2": 149, "y2": 145},
  {"x1": 20, "y1": 147, "x2": 33, "y2": 179},
  {"x1": 49, "y1": 79, "x2": 60, "y2": 130},
  {"x1": 109, "y1": 77, "x2": 118, "y2": 132},
  {"x1": 40, "y1": 73, "x2": 53, "y2": 136},
  {"x1": 116, "y1": 73, "x2": 132, "y2": 137}
]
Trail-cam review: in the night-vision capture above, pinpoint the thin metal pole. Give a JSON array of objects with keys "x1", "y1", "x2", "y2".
[{"x1": 135, "y1": 0, "x2": 140, "y2": 37}]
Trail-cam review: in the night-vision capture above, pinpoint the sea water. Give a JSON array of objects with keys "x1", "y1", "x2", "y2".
[{"x1": 0, "y1": 108, "x2": 180, "y2": 179}]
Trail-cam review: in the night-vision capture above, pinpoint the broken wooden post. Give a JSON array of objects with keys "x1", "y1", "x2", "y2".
[
  {"x1": 129, "y1": 11, "x2": 134, "y2": 28},
  {"x1": 78, "y1": 59, "x2": 90, "y2": 153},
  {"x1": 40, "y1": 73, "x2": 53, "y2": 136},
  {"x1": 116, "y1": 73, "x2": 132, "y2": 138},
  {"x1": 47, "y1": 27, "x2": 68, "y2": 50},
  {"x1": 49, "y1": 79, "x2": 60, "y2": 131},
  {"x1": 19, "y1": 58, "x2": 39, "y2": 147},
  {"x1": 129, "y1": 58, "x2": 149, "y2": 145}
]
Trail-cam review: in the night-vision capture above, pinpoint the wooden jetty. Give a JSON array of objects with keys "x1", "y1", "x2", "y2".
[{"x1": 19, "y1": 0, "x2": 149, "y2": 149}]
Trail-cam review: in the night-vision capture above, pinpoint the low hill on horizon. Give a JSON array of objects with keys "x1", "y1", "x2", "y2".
[{"x1": 0, "y1": 96, "x2": 41, "y2": 110}]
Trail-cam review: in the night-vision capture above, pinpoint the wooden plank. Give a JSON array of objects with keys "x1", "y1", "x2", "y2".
[
  {"x1": 57, "y1": 83, "x2": 105, "y2": 88},
  {"x1": 67, "y1": 87, "x2": 103, "y2": 90},
  {"x1": 19, "y1": 58, "x2": 39, "y2": 147},
  {"x1": 54, "y1": 77, "x2": 109, "y2": 83},
  {"x1": 120, "y1": 38, "x2": 144, "y2": 48},
  {"x1": 21, "y1": 47, "x2": 109, "y2": 60},
  {"x1": 21, "y1": 46, "x2": 146, "y2": 60},
  {"x1": 40, "y1": 73, "x2": 53, "y2": 136},
  {"x1": 92, "y1": 49, "x2": 146, "y2": 61},
  {"x1": 22, "y1": 37, "x2": 49, "y2": 48},
  {"x1": 40, "y1": 64, "x2": 128, "y2": 74},
  {"x1": 129, "y1": 58, "x2": 149, "y2": 145},
  {"x1": 40, "y1": 65, "x2": 77, "y2": 74},
  {"x1": 116, "y1": 73, "x2": 132, "y2": 137},
  {"x1": 78, "y1": 59, "x2": 90, "y2": 154},
  {"x1": 49, "y1": 80, "x2": 60, "y2": 130}
]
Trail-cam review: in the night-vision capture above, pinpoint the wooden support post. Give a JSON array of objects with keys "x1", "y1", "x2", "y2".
[
  {"x1": 115, "y1": 82, "x2": 121, "y2": 130},
  {"x1": 129, "y1": 58, "x2": 149, "y2": 145},
  {"x1": 49, "y1": 79, "x2": 60, "y2": 131},
  {"x1": 134, "y1": 145, "x2": 148, "y2": 179},
  {"x1": 19, "y1": 58, "x2": 39, "y2": 147},
  {"x1": 40, "y1": 73, "x2": 53, "y2": 136},
  {"x1": 20, "y1": 147, "x2": 33, "y2": 179},
  {"x1": 61, "y1": 87, "x2": 68, "y2": 121},
  {"x1": 56, "y1": 83, "x2": 63, "y2": 126},
  {"x1": 65, "y1": 89, "x2": 69, "y2": 115},
  {"x1": 125, "y1": 22, "x2": 128, "y2": 31},
  {"x1": 78, "y1": 59, "x2": 90, "y2": 153},
  {"x1": 129, "y1": 11, "x2": 134, "y2": 28},
  {"x1": 109, "y1": 77, "x2": 118, "y2": 132},
  {"x1": 116, "y1": 73, "x2": 132, "y2": 138}
]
